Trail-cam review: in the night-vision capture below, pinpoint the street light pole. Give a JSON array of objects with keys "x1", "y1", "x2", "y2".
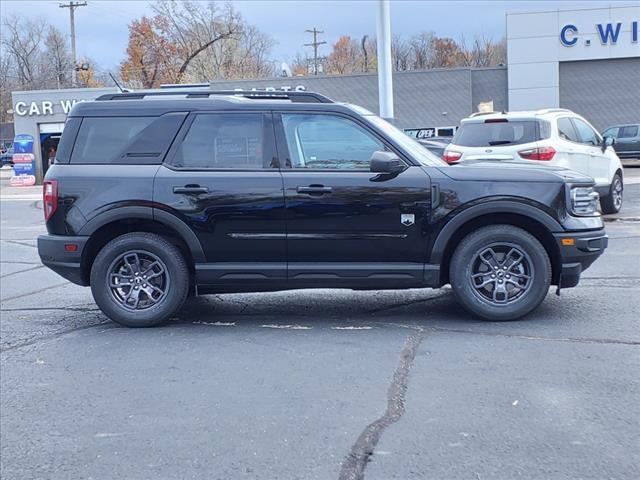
[
  {"x1": 59, "y1": 1, "x2": 87, "y2": 87},
  {"x1": 376, "y1": 0, "x2": 394, "y2": 120}
]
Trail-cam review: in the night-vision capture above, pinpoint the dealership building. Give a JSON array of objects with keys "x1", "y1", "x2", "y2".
[{"x1": 9, "y1": 4, "x2": 640, "y2": 183}]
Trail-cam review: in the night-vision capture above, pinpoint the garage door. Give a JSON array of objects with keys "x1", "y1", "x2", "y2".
[{"x1": 559, "y1": 57, "x2": 640, "y2": 131}]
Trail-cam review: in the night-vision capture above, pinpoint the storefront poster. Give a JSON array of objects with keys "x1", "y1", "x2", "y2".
[{"x1": 10, "y1": 134, "x2": 36, "y2": 186}]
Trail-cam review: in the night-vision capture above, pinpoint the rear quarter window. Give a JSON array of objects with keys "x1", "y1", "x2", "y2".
[
  {"x1": 70, "y1": 114, "x2": 186, "y2": 164},
  {"x1": 453, "y1": 120, "x2": 541, "y2": 147}
]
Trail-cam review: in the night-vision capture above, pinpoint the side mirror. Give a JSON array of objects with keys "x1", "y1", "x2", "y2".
[
  {"x1": 370, "y1": 151, "x2": 406, "y2": 174},
  {"x1": 602, "y1": 135, "x2": 615, "y2": 152}
]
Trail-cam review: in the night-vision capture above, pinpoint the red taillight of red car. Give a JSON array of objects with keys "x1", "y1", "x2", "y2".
[
  {"x1": 442, "y1": 150, "x2": 463, "y2": 163},
  {"x1": 43, "y1": 180, "x2": 58, "y2": 221},
  {"x1": 518, "y1": 146, "x2": 556, "y2": 161}
]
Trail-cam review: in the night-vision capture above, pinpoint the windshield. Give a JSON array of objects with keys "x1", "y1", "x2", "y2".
[
  {"x1": 363, "y1": 114, "x2": 447, "y2": 167},
  {"x1": 454, "y1": 120, "x2": 541, "y2": 147}
]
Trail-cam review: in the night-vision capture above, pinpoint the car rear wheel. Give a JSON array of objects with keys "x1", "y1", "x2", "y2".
[
  {"x1": 90, "y1": 232, "x2": 189, "y2": 327},
  {"x1": 600, "y1": 172, "x2": 623, "y2": 214},
  {"x1": 450, "y1": 225, "x2": 551, "y2": 321}
]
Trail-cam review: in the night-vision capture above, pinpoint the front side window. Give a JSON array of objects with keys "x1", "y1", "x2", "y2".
[
  {"x1": 174, "y1": 114, "x2": 266, "y2": 169},
  {"x1": 572, "y1": 118, "x2": 600, "y2": 146},
  {"x1": 557, "y1": 117, "x2": 580, "y2": 143},
  {"x1": 602, "y1": 127, "x2": 619, "y2": 139},
  {"x1": 281, "y1": 113, "x2": 384, "y2": 169},
  {"x1": 619, "y1": 125, "x2": 638, "y2": 138}
]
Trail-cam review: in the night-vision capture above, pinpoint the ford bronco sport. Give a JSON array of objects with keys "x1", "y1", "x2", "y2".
[{"x1": 38, "y1": 90, "x2": 608, "y2": 327}]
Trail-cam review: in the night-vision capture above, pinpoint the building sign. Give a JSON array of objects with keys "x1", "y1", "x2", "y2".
[
  {"x1": 10, "y1": 134, "x2": 36, "y2": 187},
  {"x1": 13, "y1": 99, "x2": 83, "y2": 116},
  {"x1": 405, "y1": 126, "x2": 458, "y2": 139},
  {"x1": 233, "y1": 86, "x2": 307, "y2": 92},
  {"x1": 560, "y1": 20, "x2": 639, "y2": 47}
]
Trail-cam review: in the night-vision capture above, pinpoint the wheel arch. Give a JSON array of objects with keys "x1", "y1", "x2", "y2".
[
  {"x1": 78, "y1": 207, "x2": 205, "y2": 283},
  {"x1": 431, "y1": 201, "x2": 563, "y2": 286}
]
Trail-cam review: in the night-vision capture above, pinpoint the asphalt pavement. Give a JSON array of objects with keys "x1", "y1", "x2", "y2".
[{"x1": 1, "y1": 165, "x2": 639, "y2": 480}]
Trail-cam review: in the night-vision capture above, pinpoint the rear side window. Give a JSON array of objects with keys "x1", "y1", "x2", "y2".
[
  {"x1": 71, "y1": 117, "x2": 153, "y2": 164},
  {"x1": 557, "y1": 117, "x2": 580, "y2": 143},
  {"x1": 70, "y1": 114, "x2": 186, "y2": 164},
  {"x1": 453, "y1": 120, "x2": 540, "y2": 147},
  {"x1": 619, "y1": 125, "x2": 638, "y2": 138},
  {"x1": 173, "y1": 113, "x2": 267, "y2": 169}
]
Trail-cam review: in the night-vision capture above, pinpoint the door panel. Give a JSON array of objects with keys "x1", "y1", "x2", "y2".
[
  {"x1": 153, "y1": 112, "x2": 287, "y2": 286},
  {"x1": 275, "y1": 111, "x2": 432, "y2": 286}
]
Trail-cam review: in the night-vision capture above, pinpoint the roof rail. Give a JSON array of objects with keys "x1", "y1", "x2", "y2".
[
  {"x1": 536, "y1": 108, "x2": 572, "y2": 114},
  {"x1": 95, "y1": 90, "x2": 334, "y2": 103},
  {"x1": 469, "y1": 110, "x2": 509, "y2": 118}
]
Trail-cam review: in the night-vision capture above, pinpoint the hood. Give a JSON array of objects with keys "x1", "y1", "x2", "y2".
[{"x1": 436, "y1": 160, "x2": 594, "y2": 184}]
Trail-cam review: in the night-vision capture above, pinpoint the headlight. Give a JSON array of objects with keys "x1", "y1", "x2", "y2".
[{"x1": 570, "y1": 186, "x2": 599, "y2": 216}]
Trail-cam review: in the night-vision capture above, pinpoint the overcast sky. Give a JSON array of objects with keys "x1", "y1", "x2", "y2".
[{"x1": 0, "y1": 0, "x2": 621, "y2": 73}]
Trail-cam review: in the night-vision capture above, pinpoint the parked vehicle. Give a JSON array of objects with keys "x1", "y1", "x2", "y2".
[
  {"x1": 444, "y1": 109, "x2": 624, "y2": 214},
  {"x1": 602, "y1": 123, "x2": 640, "y2": 160},
  {"x1": 0, "y1": 147, "x2": 14, "y2": 167},
  {"x1": 38, "y1": 91, "x2": 607, "y2": 327},
  {"x1": 417, "y1": 139, "x2": 449, "y2": 158}
]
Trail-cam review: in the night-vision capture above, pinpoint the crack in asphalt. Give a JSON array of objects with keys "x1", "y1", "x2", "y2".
[
  {"x1": 0, "y1": 320, "x2": 111, "y2": 353},
  {"x1": 1, "y1": 281, "x2": 69, "y2": 302},
  {"x1": 0, "y1": 261, "x2": 41, "y2": 265},
  {"x1": 1, "y1": 239, "x2": 37, "y2": 249},
  {"x1": 338, "y1": 327, "x2": 426, "y2": 480},
  {"x1": 0, "y1": 265, "x2": 44, "y2": 278},
  {"x1": 430, "y1": 327, "x2": 640, "y2": 346}
]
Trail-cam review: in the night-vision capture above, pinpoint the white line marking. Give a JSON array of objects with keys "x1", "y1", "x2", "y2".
[
  {"x1": 331, "y1": 326, "x2": 373, "y2": 330},
  {"x1": 193, "y1": 321, "x2": 236, "y2": 327},
  {"x1": 261, "y1": 324, "x2": 312, "y2": 330}
]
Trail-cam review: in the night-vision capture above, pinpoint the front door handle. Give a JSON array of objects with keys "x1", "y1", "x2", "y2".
[
  {"x1": 297, "y1": 185, "x2": 332, "y2": 195},
  {"x1": 173, "y1": 185, "x2": 209, "y2": 194}
]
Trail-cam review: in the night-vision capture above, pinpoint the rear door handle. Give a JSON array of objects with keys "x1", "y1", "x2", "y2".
[
  {"x1": 173, "y1": 185, "x2": 209, "y2": 194},
  {"x1": 297, "y1": 185, "x2": 332, "y2": 195}
]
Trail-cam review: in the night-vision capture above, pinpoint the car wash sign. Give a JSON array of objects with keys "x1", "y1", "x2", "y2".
[
  {"x1": 13, "y1": 99, "x2": 83, "y2": 117},
  {"x1": 560, "y1": 20, "x2": 639, "y2": 47}
]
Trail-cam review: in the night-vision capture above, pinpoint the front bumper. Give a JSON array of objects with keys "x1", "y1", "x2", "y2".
[
  {"x1": 37, "y1": 234, "x2": 90, "y2": 286},
  {"x1": 553, "y1": 229, "x2": 608, "y2": 288}
]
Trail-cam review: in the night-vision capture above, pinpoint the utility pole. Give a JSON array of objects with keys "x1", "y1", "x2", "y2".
[
  {"x1": 376, "y1": 0, "x2": 394, "y2": 120},
  {"x1": 304, "y1": 28, "x2": 326, "y2": 75},
  {"x1": 59, "y1": 1, "x2": 87, "y2": 87}
]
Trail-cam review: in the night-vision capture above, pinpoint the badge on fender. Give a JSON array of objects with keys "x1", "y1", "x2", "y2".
[{"x1": 401, "y1": 214, "x2": 415, "y2": 226}]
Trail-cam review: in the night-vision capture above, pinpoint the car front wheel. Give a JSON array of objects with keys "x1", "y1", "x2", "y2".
[
  {"x1": 600, "y1": 172, "x2": 623, "y2": 214},
  {"x1": 90, "y1": 232, "x2": 189, "y2": 327},
  {"x1": 450, "y1": 225, "x2": 551, "y2": 321}
]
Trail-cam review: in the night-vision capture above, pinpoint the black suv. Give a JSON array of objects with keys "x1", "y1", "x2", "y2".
[{"x1": 38, "y1": 90, "x2": 608, "y2": 327}]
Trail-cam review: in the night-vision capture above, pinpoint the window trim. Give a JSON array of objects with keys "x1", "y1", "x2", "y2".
[
  {"x1": 556, "y1": 116, "x2": 583, "y2": 145},
  {"x1": 568, "y1": 117, "x2": 602, "y2": 147},
  {"x1": 273, "y1": 110, "x2": 410, "y2": 172},
  {"x1": 164, "y1": 111, "x2": 278, "y2": 172}
]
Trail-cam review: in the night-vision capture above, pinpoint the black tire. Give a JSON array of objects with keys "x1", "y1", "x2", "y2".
[
  {"x1": 600, "y1": 172, "x2": 623, "y2": 214},
  {"x1": 449, "y1": 225, "x2": 551, "y2": 321},
  {"x1": 90, "y1": 232, "x2": 189, "y2": 327}
]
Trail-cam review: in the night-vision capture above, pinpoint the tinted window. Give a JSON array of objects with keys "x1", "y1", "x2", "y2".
[
  {"x1": 174, "y1": 114, "x2": 266, "y2": 169},
  {"x1": 453, "y1": 120, "x2": 540, "y2": 147},
  {"x1": 619, "y1": 125, "x2": 638, "y2": 138},
  {"x1": 557, "y1": 117, "x2": 580, "y2": 142},
  {"x1": 71, "y1": 117, "x2": 154, "y2": 164},
  {"x1": 572, "y1": 118, "x2": 600, "y2": 146},
  {"x1": 281, "y1": 114, "x2": 384, "y2": 169}
]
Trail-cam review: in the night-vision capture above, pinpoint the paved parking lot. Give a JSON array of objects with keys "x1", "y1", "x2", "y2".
[{"x1": 1, "y1": 166, "x2": 639, "y2": 480}]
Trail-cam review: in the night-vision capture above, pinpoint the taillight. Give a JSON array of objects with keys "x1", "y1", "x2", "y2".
[
  {"x1": 518, "y1": 146, "x2": 556, "y2": 161},
  {"x1": 43, "y1": 180, "x2": 58, "y2": 221},
  {"x1": 442, "y1": 150, "x2": 463, "y2": 163}
]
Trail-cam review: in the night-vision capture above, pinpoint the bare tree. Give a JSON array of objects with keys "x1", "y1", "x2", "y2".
[
  {"x1": 408, "y1": 32, "x2": 435, "y2": 70},
  {"x1": 391, "y1": 34, "x2": 410, "y2": 71},
  {"x1": 1, "y1": 15, "x2": 46, "y2": 88},
  {"x1": 44, "y1": 26, "x2": 72, "y2": 89},
  {"x1": 152, "y1": 0, "x2": 241, "y2": 82}
]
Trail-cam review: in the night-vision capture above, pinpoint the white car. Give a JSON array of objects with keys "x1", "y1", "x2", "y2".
[{"x1": 444, "y1": 109, "x2": 624, "y2": 213}]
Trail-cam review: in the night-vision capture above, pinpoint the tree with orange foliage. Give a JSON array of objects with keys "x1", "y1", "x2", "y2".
[
  {"x1": 120, "y1": 16, "x2": 178, "y2": 89},
  {"x1": 327, "y1": 36, "x2": 361, "y2": 75}
]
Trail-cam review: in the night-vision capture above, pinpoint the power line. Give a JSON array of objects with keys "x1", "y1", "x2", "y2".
[
  {"x1": 59, "y1": 1, "x2": 87, "y2": 86},
  {"x1": 304, "y1": 28, "x2": 326, "y2": 75}
]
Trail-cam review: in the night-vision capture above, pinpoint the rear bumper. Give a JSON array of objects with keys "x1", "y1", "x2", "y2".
[
  {"x1": 554, "y1": 229, "x2": 608, "y2": 288},
  {"x1": 37, "y1": 234, "x2": 89, "y2": 286}
]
